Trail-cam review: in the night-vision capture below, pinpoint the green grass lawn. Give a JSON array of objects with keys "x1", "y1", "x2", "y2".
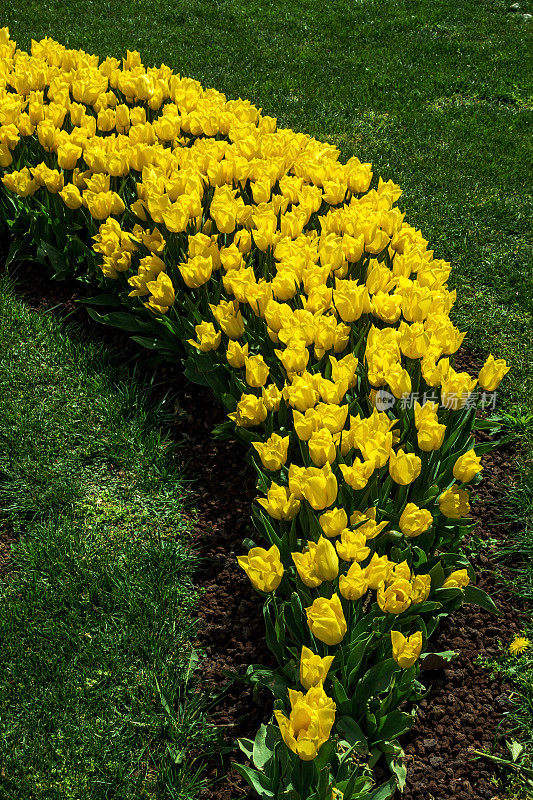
[{"x1": 0, "y1": 278, "x2": 216, "y2": 800}]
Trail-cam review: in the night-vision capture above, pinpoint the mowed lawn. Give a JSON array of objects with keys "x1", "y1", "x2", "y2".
[{"x1": 0, "y1": 280, "x2": 216, "y2": 799}]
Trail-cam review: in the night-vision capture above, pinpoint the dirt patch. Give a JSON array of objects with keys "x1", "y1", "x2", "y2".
[
  {"x1": 0, "y1": 528, "x2": 16, "y2": 579},
  {"x1": 2, "y1": 259, "x2": 529, "y2": 800},
  {"x1": 401, "y1": 439, "x2": 528, "y2": 800}
]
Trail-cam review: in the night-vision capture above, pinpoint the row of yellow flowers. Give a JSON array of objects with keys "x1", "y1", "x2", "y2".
[{"x1": 0, "y1": 27, "x2": 509, "y2": 799}]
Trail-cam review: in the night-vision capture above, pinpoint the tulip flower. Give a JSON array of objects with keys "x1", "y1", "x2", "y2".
[
  {"x1": 350, "y1": 507, "x2": 388, "y2": 540},
  {"x1": 410, "y1": 574, "x2": 431, "y2": 604},
  {"x1": 440, "y1": 369, "x2": 477, "y2": 411},
  {"x1": 292, "y1": 546, "x2": 322, "y2": 588},
  {"x1": 314, "y1": 536, "x2": 339, "y2": 581},
  {"x1": 244, "y1": 354, "x2": 270, "y2": 387},
  {"x1": 377, "y1": 579, "x2": 412, "y2": 614},
  {"x1": 417, "y1": 422, "x2": 446, "y2": 452},
  {"x1": 399, "y1": 503, "x2": 433, "y2": 537},
  {"x1": 226, "y1": 340, "x2": 249, "y2": 368},
  {"x1": 252, "y1": 434, "x2": 290, "y2": 471},
  {"x1": 319, "y1": 507, "x2": 348, "y2": 538},
  {"x1": 336, "y1": 529, "x2": 370, "y2": 562},
  {"x1": 365, "y1": 553, "x2": 392, "y2": 590},
  {"x1": 262, "y1": 383, "x2": 282, "y2": 411},
  {"x1": 283, "y1": 372, "x2": 321, "y2": 412},
  {"x1": 442, "y1": 569, "x2": 470, "y2": 589},
  {"x1": 389, "y1": 449, "x2": 422, "y2": 485},
  {"x1": 228, "y1": 394, "x2": 268, "y2": 427},
  {"x1": 308, "y1": 428, "x2": 337, "y2": 466},
  {"x1": 257, "y1": 483, "x2": 300, "y2": 521},
  {"x1": 299, "y1": 646, "x2": 335, "y2": 690},
  {"x1": 187, "y1": 321, "x2": 221, "y2": 352},
  {"x1": 300, "y1": 462, "x2": 338, "y2": 511},
  {"x1": 306, "y1": 594, "x2": 347, "y2": 645},
  {"x1": 274, "y1": 684, "x2": 336, "y2": 761},
  {"x1": 59, "y1": 183, "x2": 83, "y2": 210},
  {"x1": 145, "y1": 272, "x2": 175, "y2": 314},
  {"x1": 478, "y1": 355, "x2": 510, "y2": 391},
  {"x1": 391, "y1": 630, "x2": 423, "y2": 668},
  {"x1": 339, "y1": 562, "x2": 368, "y2": 601},
  {"x1": 237, "y1": 545, "x2": 284, "y2": 593},
  {"x1": 438, "y1": 486, "x2": 470, "y2": 519},
  {"x1": 453, "y1": 449, "x2": 482, "y2": 483},
  {"x1": 339, "y1": 458, "x2": 375, "y2": 491},
  {"x1": 210, "y1": 299, "x2": 245, "y2": 339}
]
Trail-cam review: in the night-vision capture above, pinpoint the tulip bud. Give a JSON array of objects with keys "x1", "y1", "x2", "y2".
[{"x1": 314, "y1": 536, "x2": 339, "y2": 581}]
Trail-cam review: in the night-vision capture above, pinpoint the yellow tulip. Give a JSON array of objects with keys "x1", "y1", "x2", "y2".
[
  {"x1": 237, "y1": 545, "x2": 284, "y2": 592},
  {"x1": 339, "y1": 561, "x2": 369, "y2": 601},
  {"x1": 438, "y1": 486, "x2": 470, "y2": 519},
  {"x1": 365, "y1": 553, "x2": 392, "y2": 590},
  {"x1": 443, "y1": 569, "x2": 470, "y2": 589},
  {"x1": 453, "y1": 449, "x2": 482, "y2": 483},
  {"x1": 299, "y1": 646, "x2": 335, "y2": 690},
  {"x1": 226, "y1": 340, "x2": 249, "y2": 368},
  {"x1": 391, "y1": 630, "x2": 423, "y2": 668},
  {"x1": 377, "y1": 579, "x2": 412, "y2": 614},
  {"x1": 59, "y1": 183, "x2": 83, "y2": 210},
  {"x1": 335, "y1": 529, "x2": 371, "y2": 562},
  {"x1": 389, "y1": 449, "x2": 421, "y2": 485},
  {"x1": 228, "y1": 394, "x2": 268, "y2": 428},
  {"x1": 417, "y1": 421, "x2": 446, "y2": 452},
  {"x1": 399, "y1": 503, "x2": 433, "y2": 537},
  {"x1": 300, "y1": 462, "x2": 338, "y2": 511},
  {"x1": 308, "y1": 428, "x2": 337, "y2": 467},
  {"x1": 314, "y1": 536, "x2": 339, "y2": 581},
  {"x1": 478, "y1": 355, "x2": 510, "y2": 391},
  {"x1": 145, "y1": 272, "x2": 175, "y2": 314},
  {"x1": 339, "y1": 458, "x2": 375, "y2": 491},
  {"x1": 274, "y1": 685, "x2": 336, "y2": 761},
  {"x1": 252, "y1": 434, "x2": 290, "y2": 471},
  {"x1": 245, "y1": 354, "x2": 270, "y2": 388},
  {"x1": 306, "y1": 594, "x2": 347, "y2": 645},
  {"x1": 411, "y1": 574, "x2": 431, "y2": 604},
  {"x1": 262, "y1": 383, "x2": 283, "y2": 412},
  {"x1": 257, "y1": 483, "x2": 300, "y2": 521},
  {"x1": 187, "y1": 321, "x2": 221, "y2": 352},
  {"x1": 319, "y1": 507, "x2": 348, "y2": 539}
]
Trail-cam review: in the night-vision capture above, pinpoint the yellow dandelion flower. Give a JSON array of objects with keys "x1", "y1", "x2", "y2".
[{"x1": 509, "y1": 636, "x2": 530, "y2": 655}]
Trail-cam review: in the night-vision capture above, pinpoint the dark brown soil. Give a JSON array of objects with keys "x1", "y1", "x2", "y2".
[
  {"x1": 0, "y1": 528, "x2": 16, "y2": 579},
  {"x1": 2, "y1": 260, "x2": 529, "y2": 800}
]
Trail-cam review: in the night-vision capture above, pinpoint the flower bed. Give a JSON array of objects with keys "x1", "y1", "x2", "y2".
[{"x1": 0, "y1": 28, "x2": 510, "y2": 800}]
